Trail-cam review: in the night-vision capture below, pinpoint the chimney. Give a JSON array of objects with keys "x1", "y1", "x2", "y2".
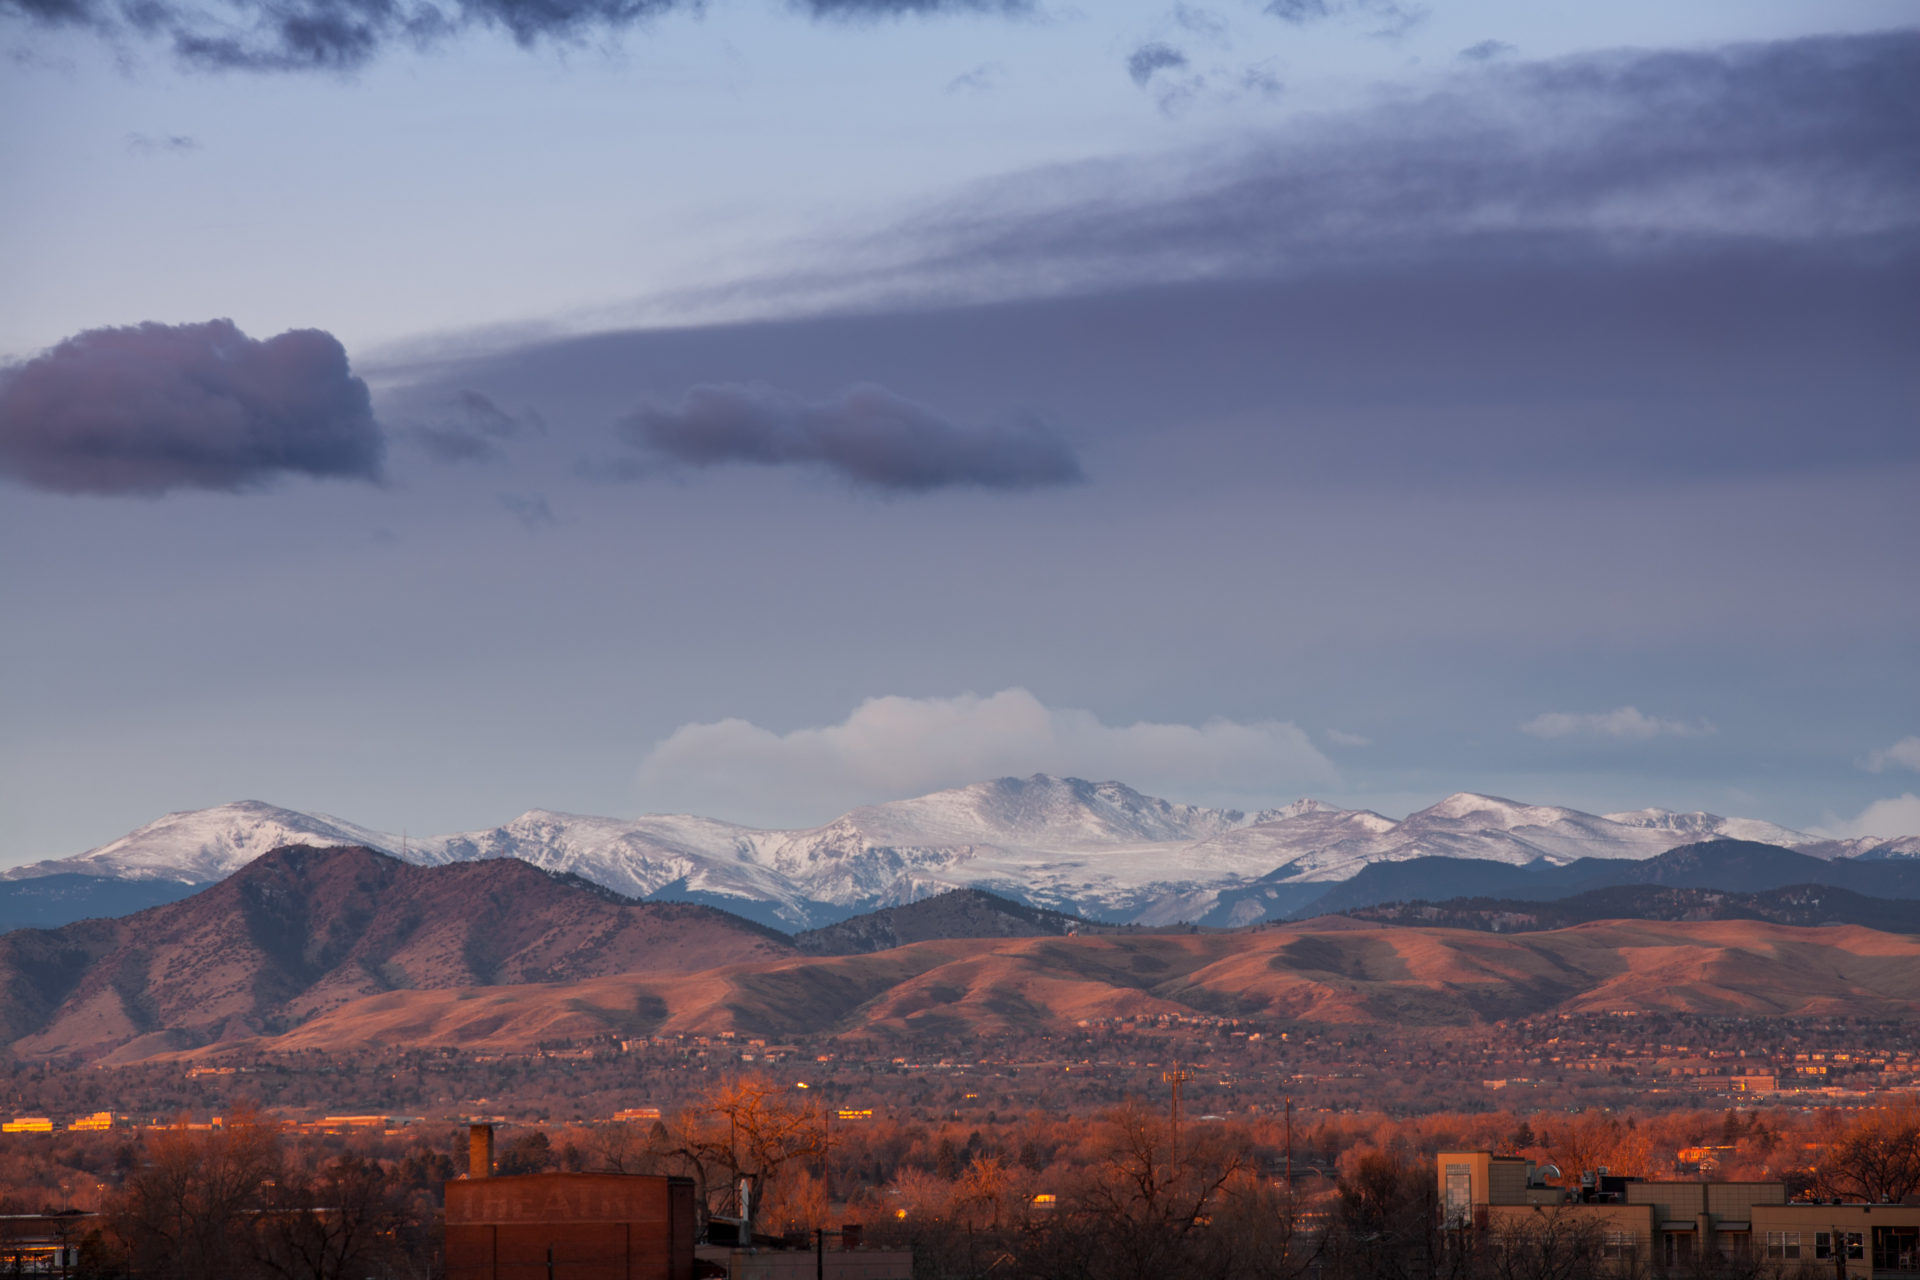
[{"x1": 470, "y1": 1123, "x2": 494, "y2": 1179}]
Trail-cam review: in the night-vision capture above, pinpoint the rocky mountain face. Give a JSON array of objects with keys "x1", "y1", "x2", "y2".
[
  {"x1": 0, "y1": 846, "x2": 792, "y2": 1061},
  {"x1": 8, "y1": 777, "x2": 1916, "y2": 929}
]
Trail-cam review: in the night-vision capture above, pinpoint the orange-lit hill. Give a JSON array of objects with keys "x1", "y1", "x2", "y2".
[{"x1": 154, "y1": 917, "x2": 1920, "y2": 1062}]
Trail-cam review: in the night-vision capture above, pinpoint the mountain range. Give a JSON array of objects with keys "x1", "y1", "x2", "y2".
[
  {"x1": 0, "y1": 846, "x2": 790, "y2": 1062},
  {"x1": 6, "y1": 845, "x2": 1918, "y2": 1063},
  {"x1": 5, "y1": 777, "x2": 1915, "y2": 930},
  {"x1": 1349, "y1": 883, "x2": 1920, "y2": 935},
  {"x1": 1300, "y1": 839, "x2": 1920, "y2": 918}
]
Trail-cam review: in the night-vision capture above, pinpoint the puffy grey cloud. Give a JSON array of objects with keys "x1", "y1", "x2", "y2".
[
  {"x1": 496, "y1": 491, "x2": 556, "y2": 529},
  {"x1": 1171, "y1": 4, "x2": 1228, "y2": 40},
  {"x1": 1864, "y1": 737, "x2": 1920, "y2": 774},
  {"x1": 125, "y1": 133, "x2": 200, "y2": 154},
  {"x1": 1265, "y1": 0, "x2": 1424, "y2": 38},
  {"x1": 1458, "y1": 38, "x2": 1514, "y2": 62},
  {"x1": 0, "y1": 319, "x2": 382, "y2": 496},
  {"x1": 410, "y1": 389, "x2": 543, "y2": 463},
  {"x1": 1237, "y1": 61, "x2": 1282, "y2": 96},
  {"x1": 614, "y1": 381, "x2": 1082, "y2": 492},
  {"x1": 802, "y1": 0, "x2": 1030, "y2": 15},
  {"x1": 1127, "y1": 41, "x2": 1188, "y2": 87},
  {"x1": 945, "y1": 60, "x2": 1004, "y2": 94},
  {"x1": 0, "y1": 0, "x2": 1030, "y2": 71}
]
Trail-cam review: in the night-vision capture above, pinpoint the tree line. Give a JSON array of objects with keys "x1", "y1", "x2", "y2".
[{"x1": 2, "y1": 1088, "x2": 1915, "y2": 1278}]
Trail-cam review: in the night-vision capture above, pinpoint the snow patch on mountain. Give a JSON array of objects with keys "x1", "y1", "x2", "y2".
[
  {"x1": 2, "y1": 802, "x2": 401, "y2": 884},
  {"x1": 1603, "y1": 807, "x2": 1815, "y2": 849},
  {"x1": 11, "y1": 777, "x2": 1903, "y2": 928}
]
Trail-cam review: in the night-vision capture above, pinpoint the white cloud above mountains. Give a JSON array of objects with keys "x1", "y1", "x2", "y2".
[
  {"x1": 1823, "y1": 793, "x2": 1920, "y2": 840},
  {"x1": 1520, "y1": 706, "x2": 1716, "y2": 741},
  {"x1": 635, "y1": 688, "x2": 1335, "y2": 826},
  {"x1": 1863, "y1": 736, "x2": 1920, "y2": 774}
]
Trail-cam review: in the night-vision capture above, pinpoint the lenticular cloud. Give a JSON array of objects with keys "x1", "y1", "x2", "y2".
[
  {"x1": 0, "y1": 319, "x2": 383, "y2": 496},
  {"x1": 636, "y1": 688, "x2": 1336, "y2": 822},
  {"x1": 1520, "y1": 707, "x2": 1715, "y2": 741}
]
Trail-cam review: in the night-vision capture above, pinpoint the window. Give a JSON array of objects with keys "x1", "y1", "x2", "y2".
[
  {"x1": 1873, "y1": 1226, "x2": 1919, "y2": 1273},
  {"x1": 1443, "y1": 1164, "x2": 1471, "y2": 1228},
  {"x1": 1602, "y1": 1231, "x2": 1635, "y2": 1260},
  {"x1": 1665, "y1": 1231, "x2": 1695, "y2": 1266},
  {"x1": 1818, "y1": 1231, "x2": 1866, "y2": 1261},
  {"x1": 1764, "y1": 1231, "x2": 1800, "y2": 1260}
]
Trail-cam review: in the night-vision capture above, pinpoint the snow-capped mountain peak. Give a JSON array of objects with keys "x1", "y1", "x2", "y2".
[
  {"x1": 1602, "y1": 807, "x2": 1814, "y2": 849},
  {"x1": 8, "y1": 779, "x2": 1894, "y2": 930},
  {"x1": 1412, "y1": 792, "x2": 1586, "y2": 828},
  {"x1": 838, "y1": 774, "x2": 1260, "y2": 848},
  {"x1": 6, "y1": 801, "x2": 399, "y2": 883}
]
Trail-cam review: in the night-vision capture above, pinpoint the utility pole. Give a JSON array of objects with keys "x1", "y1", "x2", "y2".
[
  {"x1": 1163, "y1": 1066, "x2": 1191, "y2": 1169},
  {"x1": 1285, "y1": 1096, "x2": 1295, "y2": 1215}
]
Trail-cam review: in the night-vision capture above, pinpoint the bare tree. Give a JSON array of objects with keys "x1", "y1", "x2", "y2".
[
  {"x1": 254, "y1": 1153, "x2": 406, "y2": 1280},
  {"x1": 1479, "y1": 1209, "x2": 1610, "y2": 1280},
  {"x1": 662, "y1": 1077, "x2": 825, "y2": 1228},
  {"x1": 1065, "y1": 1102, "x2": 1246, "y2": 1280},
  {"x1": 108, "y1": 1108, "x2": 282, "y2": 1280},
  {"x1": 1813, "y1": 1101, "x2": 1920, "y2": 1204}
]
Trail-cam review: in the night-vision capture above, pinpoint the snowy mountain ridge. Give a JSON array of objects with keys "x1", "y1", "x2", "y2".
[{"x1": 8, "y1": 777, "x2": 1915, "y2": 929}]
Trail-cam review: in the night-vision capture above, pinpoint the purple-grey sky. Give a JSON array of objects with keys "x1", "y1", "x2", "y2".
[{"x1": 1, "y1": 1, "x2": 1916, "y2": 863}]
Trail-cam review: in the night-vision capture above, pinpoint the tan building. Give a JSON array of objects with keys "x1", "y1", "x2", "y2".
[
  {"x1": 1750, "y1": 1202, "x2": 1920, "y2": 1277},
  {"x1": 1437, "y1": 1151, "x2": 1920, "y2": 1276}
]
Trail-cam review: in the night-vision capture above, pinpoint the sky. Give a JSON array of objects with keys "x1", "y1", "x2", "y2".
[{"x1": 1, "y1": 0, "x2": 1917, "y2": 864}]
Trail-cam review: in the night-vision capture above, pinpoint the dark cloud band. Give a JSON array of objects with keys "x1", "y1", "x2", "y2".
[
  {"x1": 0, "y1": 0, "x2": 1029, "y2": 71},
  {"x1": 0, "y1": 320, "x2": 383, "y2": 496},
  {"x1": 748, "y1": 29, "x2": 1920, "y2": 317},
  {"x1": 615, "y1": 382, "x2": 1082, "y2": 492}
]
